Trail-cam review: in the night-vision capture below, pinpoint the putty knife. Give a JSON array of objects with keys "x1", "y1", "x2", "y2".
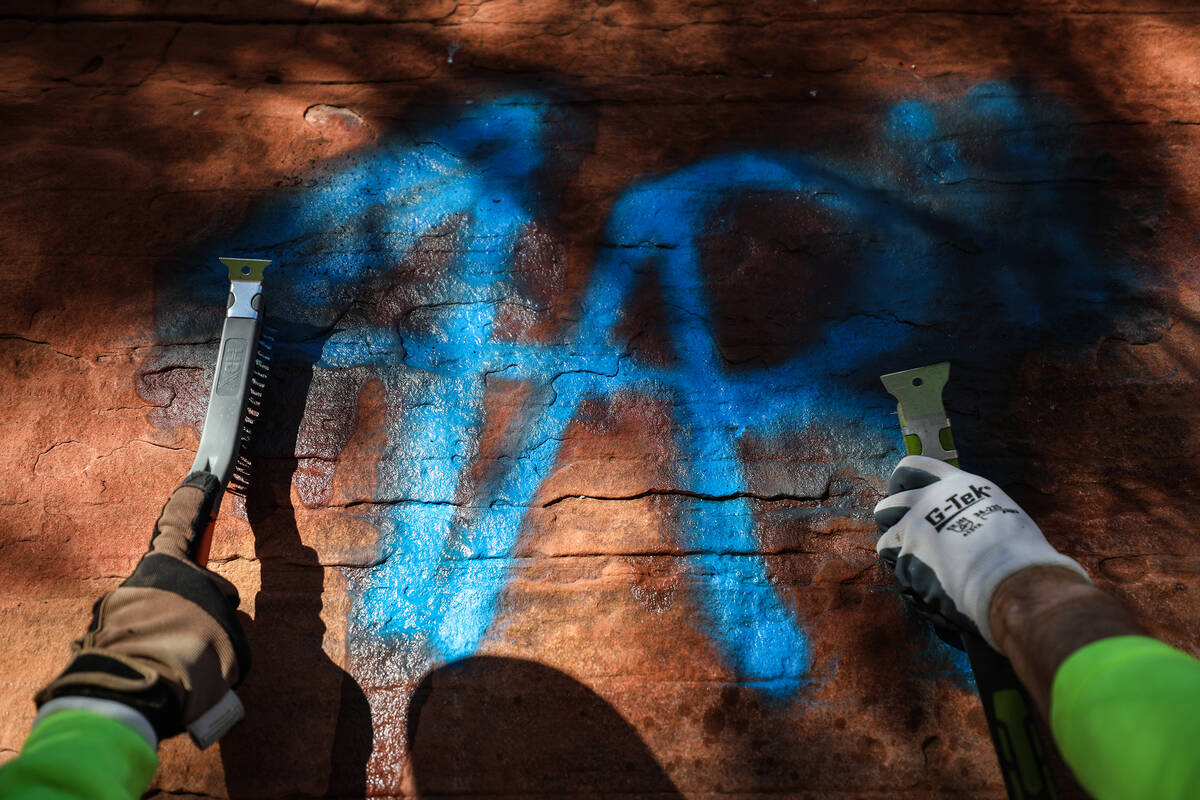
[
  {"x1": 190, "y1": 257, "x2": 271, "y2": 567},
  {"x1": 881, "y1": 362, "x2": 1057, "y2": 800}
]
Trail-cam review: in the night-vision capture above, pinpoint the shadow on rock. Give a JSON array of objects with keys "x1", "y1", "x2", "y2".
[
  {"x1": 220, "y1": 323, "x2": 373, "y2": 798},
  {"x1": 408, "y1": 656, "x2": 683, "y2": 799}
]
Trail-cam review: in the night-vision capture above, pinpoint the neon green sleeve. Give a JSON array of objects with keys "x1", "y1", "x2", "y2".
[
  {"x1": 1051, "y1": 635, "x2": 1200, "y2": 800},
  {"x1": 0, "y1": 711, "x2": 158, "y2": 800}
]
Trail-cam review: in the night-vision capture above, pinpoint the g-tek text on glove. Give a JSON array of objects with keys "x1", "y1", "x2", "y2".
[{"x1": 924, "y1": 484, "x2": 993, "y2": 531}]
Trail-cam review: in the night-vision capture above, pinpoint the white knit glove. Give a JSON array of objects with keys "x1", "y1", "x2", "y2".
[{"x1": 874, "y1": 455, "x2": 1090, "y2": 648}]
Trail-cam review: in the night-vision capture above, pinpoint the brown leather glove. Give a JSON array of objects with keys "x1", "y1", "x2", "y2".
[{"x1": 35, "y1": 471, "x2": 251, "y2": 748}]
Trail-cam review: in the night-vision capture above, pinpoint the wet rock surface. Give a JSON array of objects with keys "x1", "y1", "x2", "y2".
[{"x1": 2, "y1": 2, "x2": 1200, "y2": 798}]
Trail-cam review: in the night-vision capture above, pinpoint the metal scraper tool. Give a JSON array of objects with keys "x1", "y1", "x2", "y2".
[
  {"x1": 881, "y1": 362, "x2": 1058, "y2": 800},
  {"x1": 170, "y1": 257, "x2": 271, "y2": 749},
  {"x1": 190, "y1": 257, "x2": 271, "y2": 568}
]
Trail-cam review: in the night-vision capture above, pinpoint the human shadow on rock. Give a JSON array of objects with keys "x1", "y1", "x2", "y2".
[
  {"x1": 220, "y1": 321, "x2": 373, "y2": 798},
  {"x1": 408, "y1": 656, "x2": 683, "y2": 799}
]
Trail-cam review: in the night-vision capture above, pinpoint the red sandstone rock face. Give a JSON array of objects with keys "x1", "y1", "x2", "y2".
[{"x1": 2, "y1": 3, "x2": 1200, "y2": 799}]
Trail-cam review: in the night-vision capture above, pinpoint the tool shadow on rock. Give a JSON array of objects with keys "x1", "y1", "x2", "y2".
[
  {"x1": 407, "y1": 656, "x2": 683, "y2": 799},
  {"x1": 220, "y1": 322, "x2": 373, "y2": 798}
]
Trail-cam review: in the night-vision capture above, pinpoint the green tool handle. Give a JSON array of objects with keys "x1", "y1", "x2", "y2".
[{"x1": 961, "y1": 629, "x2": 1057, "y2": 799}]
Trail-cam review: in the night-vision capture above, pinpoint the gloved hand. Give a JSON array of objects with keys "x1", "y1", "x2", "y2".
[
  {"x1": 35, "y1": 471, "x2": 251, "y2": 748},
  {"x1": 874, "y1": 455, "x2": 1090, "y2": 649}
]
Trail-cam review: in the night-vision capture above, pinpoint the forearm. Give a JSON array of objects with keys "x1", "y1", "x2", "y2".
[
  {"x1": 988, "y1": 564, "x2": 1144, "y2": 718},
  {"x1": 987, "y1": 565, "x2": 1200, "y2": 800}
]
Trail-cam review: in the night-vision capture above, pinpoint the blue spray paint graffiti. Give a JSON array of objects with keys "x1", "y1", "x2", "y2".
[{"x1": 156, "y1": 83, "x2": 1132, "y2": 696}]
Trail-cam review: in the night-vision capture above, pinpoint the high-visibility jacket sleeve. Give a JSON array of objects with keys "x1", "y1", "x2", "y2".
[
  {"x1": 0, "y1": 711, "x2": 158, "y2": 800},
  {"x1": 1051, "y1": 635, "x2": 1200, "y2": 800}
]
